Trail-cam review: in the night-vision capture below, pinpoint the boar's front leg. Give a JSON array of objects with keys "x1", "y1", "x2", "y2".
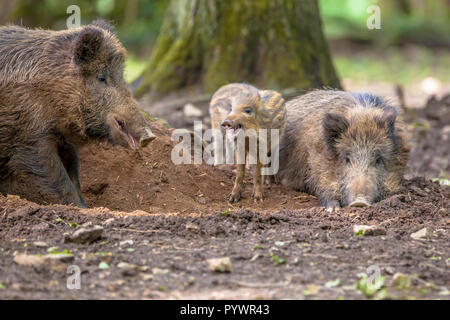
[
  {"x1": 16, "y1": 140, "x2": 87, "y2": 207},
  {"x1": 230, "y1": 164, "x2": 245, "y2": 203},
  {"x1": 315, "y1": 177, "x2": 341, "y2": 212},
  {"x1": 252, "y1": 159, "x2": 263, "y2": 202},
  {"x1": 58, "y1": 142, "x2": 87, "y2": 208}
]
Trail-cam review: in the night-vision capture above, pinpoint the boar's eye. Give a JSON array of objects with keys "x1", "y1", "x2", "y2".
[
  {"x1": 375, "y1": 155, "x2": 384, "y2": 165},
  {"x1": 97, "y1": 75, "x2": 107, "y2": 85},
  {"x1": 244, "y1": 107, "x2": 252, "y2": 115},
  {"x1": 345, "y1": 156, "x2": 351, "y2": 164}
]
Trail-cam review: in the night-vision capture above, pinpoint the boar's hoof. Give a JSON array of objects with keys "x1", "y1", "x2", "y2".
[
  {"x1": 349, "y1": 198, "x2": 371, "y2": 208},
  {"x1": 229, "y1": 192, "x2": 241, "y2": 204},
  {"x1": 263, "y1": 175, "x2": 276, "y2": 186},
  {"x1": 140, "y1": 127, "x2": 156, "y2": 147},
  {"x1": 325, "y1": 200, "x2": 341, "y2": 213},
  {"x1": 252, "y1": 191, "x2": 264, "y2": 203}
]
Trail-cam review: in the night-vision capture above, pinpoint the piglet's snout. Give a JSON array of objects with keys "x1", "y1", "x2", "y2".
[{"x1": 221, "y1": 119, "x2": 233, "y2": 128}]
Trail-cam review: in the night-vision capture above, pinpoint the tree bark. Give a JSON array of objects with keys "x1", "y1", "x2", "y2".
[{"x1": 135, "y1": 0, "x2": 341, "y2": 98}]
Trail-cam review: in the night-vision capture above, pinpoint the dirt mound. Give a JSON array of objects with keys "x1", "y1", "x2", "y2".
[{"x1": 76, "y1": 122, "x2": 311, "y2": 214}]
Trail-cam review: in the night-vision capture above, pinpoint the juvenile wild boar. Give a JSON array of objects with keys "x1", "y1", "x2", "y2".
[
  {"x1": 277, "y1": 90, "x2": 410, "y2": 211},
  {"x1": 210, "y1": 83, "x2": 286, "y2": 203},
  {"x1": 0, "y1": 21, "x2": 155, "y2": 207}
]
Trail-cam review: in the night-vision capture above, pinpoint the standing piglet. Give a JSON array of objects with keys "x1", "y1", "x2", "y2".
[
  {"x1": 278, "y1": 90, "x2": 410, "y2": 211},
  {"x1": 210, "y1": 83, "x2": 286, "y2": 203},
  {"x1": 0, "y1": 21, "x2": 155, "y2": 207}
]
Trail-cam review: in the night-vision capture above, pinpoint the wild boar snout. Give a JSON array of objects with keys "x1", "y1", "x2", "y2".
[
  {"x1": 346, "y1": 172, "x2": 377, "y2": 207},
  {"x1": 140, "y1": 127, "x2": 156, "y2": 147}
]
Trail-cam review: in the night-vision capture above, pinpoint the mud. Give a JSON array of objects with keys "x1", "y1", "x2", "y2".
[{"x1": 0, "y1": 95, "x2": 448, "y2": 300}]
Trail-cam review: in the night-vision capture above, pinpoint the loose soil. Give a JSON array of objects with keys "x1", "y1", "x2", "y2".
[{"x1": 0, "y1": 94, "x2": 448, "y2": 300}]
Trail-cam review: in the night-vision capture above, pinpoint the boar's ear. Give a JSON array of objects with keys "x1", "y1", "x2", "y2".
[
  {"x1": 323, "y1": 113, "x2": 349, "y2": 155},
  {"x1": 377, "y1": 106, "x2": 398, "y2": 146},
  {"x1": 73, "y1": 26, "x2": 104, "y2": 68},
  {"x1": 377, "y1": 106, "x2": 397, "y2": 130}
]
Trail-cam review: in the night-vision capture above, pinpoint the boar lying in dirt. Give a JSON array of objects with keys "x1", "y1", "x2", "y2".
[
  {"x1": 0, "y1": 21, "x2": 155, "y2": 207},
  {"x1": 210, "y1": 83, "x2": 286, "y2": 203},
  {"x1": 278, "y1": 90, "x2": 410, "y2": 211}
]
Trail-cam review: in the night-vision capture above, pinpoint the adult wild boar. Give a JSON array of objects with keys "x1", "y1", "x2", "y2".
[
  {"x1": 0, "y1": 21, "x2": 155, "y2": 207},
  {"x1": 277, "y1": 90, "x2": 410, "y2": 211}
]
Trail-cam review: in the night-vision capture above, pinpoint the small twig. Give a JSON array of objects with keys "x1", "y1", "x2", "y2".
[
  {"x1": 187, "y1": 173, "x2": 202, "y2": 193},
  {"x1": 293, "y1": 195, "x2": 309, "y2": 200},
  {"x1": 111, "y1": 227, "x2": 168, "y2": 233},
  {"x1": 33, "y1": 216, "x2": 58, "y2": 228},
  {"x1": 230, "y1": 281, "x2": 282, "y2": 288}
]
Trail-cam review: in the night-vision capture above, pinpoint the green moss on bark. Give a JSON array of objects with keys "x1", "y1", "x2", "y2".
[{"x1": 135, "y1": 0, "x2": 340, "y2": 98}]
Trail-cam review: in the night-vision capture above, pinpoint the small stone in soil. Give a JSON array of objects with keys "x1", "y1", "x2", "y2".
[
  {"x1": 140, "y1": 273, "x2": 154, "y2": 281},
  {"x1": 186, "y1": 222, "x2": 200, "y2": 232},
  {"x1": 64, "y1": 225, "x2": 104, "y2": 244},
  {"x1": 152, "y1": 268, "x2": 169, "y2": 275},
  {"x1": 119, "y1": 240, "x2": 134, "y2": 246},
  {"x1": 13, "y1": 253, "x2": 45, "y2": 267},
  {"x1": 353, "y1": 225, "x2": 387, "y2": 236},
  {"x1": 32, "y1": 241, "x2": 48, "y2": 247},
  {"x1": 117, "y1": 262, "x2": 147, "y2": 276},
  {"x1": 207, "y1": 257, "x2": 232, "y2": 273},
  {"x1": 410, "y1": 227, "x2": 430, "y2": 240}
]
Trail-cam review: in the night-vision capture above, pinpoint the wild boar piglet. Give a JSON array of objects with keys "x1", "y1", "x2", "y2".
[{"x1": 210, "y1": 83, "x2": 286, "y2": 203}]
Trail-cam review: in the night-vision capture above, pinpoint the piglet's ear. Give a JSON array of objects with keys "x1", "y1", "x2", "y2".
[
  {"x1": 377, "y1": 106, "x2": 397, "y2": 130},
  {"x1": 323, "y1": 112, "x2": 349, "y2": 155},
  {"x1": 73, "y1": 27, "x2": 103, "y2": 67}
]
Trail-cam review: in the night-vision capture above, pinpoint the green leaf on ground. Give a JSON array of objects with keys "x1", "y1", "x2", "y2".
[
  {"x1": 354, "y1": 273, "x2": 386, "y2": 298},
  {"x1": 47, "y1": 247, "x2": 73, "y2": 255},
  {"x1": 325, "y1": 279, "x2": 341, "y2": 288},
  {"x1": 270, "y1": 253, "x2": 286, "y2": 265}
]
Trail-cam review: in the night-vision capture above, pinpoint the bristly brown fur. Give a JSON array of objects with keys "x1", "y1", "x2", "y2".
[
  {"x1": 0, "y1": 22, "x2": 154, "y2": 207},
  {"x1": 278, "y1": 90, "x2": 410, "y2": 210},
  {"x1": 210, "y1": 83, "x2": 286, "y2": 203}
]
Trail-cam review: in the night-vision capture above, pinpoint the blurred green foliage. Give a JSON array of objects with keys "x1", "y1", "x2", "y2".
[
  {"x1": 1, "y1": 0, "x2": 168, "y2": 54},
  {"x1": 0, "y1": 0, "x2": 448, "y2": 85},
  {"x1": 3, "y1": 0, "x2": 448, "y2": 54},
  {"x1": 320, "y1": 0, "x2": 449, "y2": 46},
  {"x1": 334, "y1": 46, "x2": 450, "y2": 84}
]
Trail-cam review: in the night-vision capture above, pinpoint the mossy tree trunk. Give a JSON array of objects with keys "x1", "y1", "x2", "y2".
[{"x1": 135, "y1": 0, "x2": 340, "y2": 98}]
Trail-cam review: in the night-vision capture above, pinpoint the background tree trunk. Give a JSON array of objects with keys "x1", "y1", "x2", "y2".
[{"x1": 135, "y1": 0, "x2": 341, "y2": 98}]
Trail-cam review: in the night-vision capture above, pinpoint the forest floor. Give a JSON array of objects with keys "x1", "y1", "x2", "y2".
[{"x1": 0, "y1": 90, "x2": 448, "y2": 300}]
